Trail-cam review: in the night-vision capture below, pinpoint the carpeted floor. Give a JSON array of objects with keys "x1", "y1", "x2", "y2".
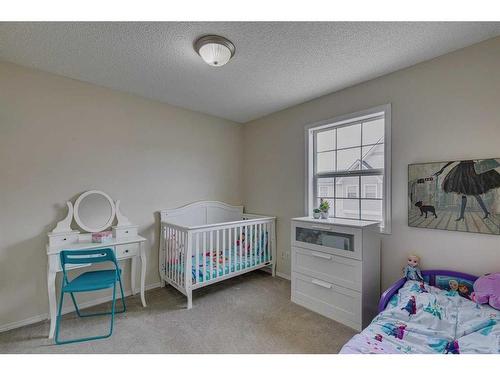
[{"x1": 0, "y1": 271, "x2": 356, "y2": 353}]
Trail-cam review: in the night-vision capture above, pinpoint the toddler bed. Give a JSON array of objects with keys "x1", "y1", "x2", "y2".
[
  {"x1": 340, "y1": 270, "x2": 500, "y2": 354},
  {"x1": 159, "y1": 201, "x2": 276, "y2": 308}
]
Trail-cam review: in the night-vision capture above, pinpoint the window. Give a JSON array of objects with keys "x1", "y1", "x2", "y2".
[{"x1": 306, "y1": 105, "x2": 391, "y2": 233}]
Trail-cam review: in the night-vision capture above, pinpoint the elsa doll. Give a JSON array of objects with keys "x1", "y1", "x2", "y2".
[{"x1": 403, "y1": 255, "x2": 424, "y2": 281}]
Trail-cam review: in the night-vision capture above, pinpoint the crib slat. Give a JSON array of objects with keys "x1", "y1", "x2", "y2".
[
  {"x1": 169, "y1": 227, "x2": 173, "y2": 281},
  {"x1": 164, "y1": 226, "x2": 168, "y2": 280},
  {"x1": 210, "y1": 231, "x2": 214, "y2": 281},
  {"x1": 259, "y1": 223, "x2": 263, "y2": 264},
  {"x1": 261, "y1": 223, "x2": 265, "y2": 263},
  {"x1": 250, "y1": 224, "x2": 253, "y2": 267},
  {"x1": 233, "y1": 227, "x2": 237, "y2": 272},
  {"x1": 216, "y1": 229, "x2": 220, "y2": 278},
  {"x1": 228, "y1": 227, "x2": 232, "y2": 274},
  {"x1": 258, "y1": 223, "x2": 261, "y2": 264},
  {"x1": 222, "y1": 228, "x2": 226, "y2": 275},
  {"x1": 239, "y1": 225, "x2": 243, "y2": 270},
  {"x1": 264, "y1": 223, "x2": 268, "y2": 262},
  {"x1": 174, "y1": 229, "x2": 178, "y2": 285},
  {"x1": 203, "y1": 231, "x2": 207, "y2": 283},
  {"x1": 180, "y1": 229, "x2": 184, "y2": 286},
  {"x1": 178, "y1": 230, "x2": 181, "y2": 286},
  {"x1": 194, "y1": 232, "x2": 199, "y2": 284},
  {"x1": 173, "y1": 228, "x2": 177, "y2": 284}
]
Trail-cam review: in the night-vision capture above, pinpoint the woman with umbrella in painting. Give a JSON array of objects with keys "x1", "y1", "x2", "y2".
[{"x1": 434, "y1": 159, "x2": 500, "y2": 221}]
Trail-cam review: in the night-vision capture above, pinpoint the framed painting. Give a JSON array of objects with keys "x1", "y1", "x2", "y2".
[{"x1": 408, "y1": 159, "x2": 500, "y2": 235}]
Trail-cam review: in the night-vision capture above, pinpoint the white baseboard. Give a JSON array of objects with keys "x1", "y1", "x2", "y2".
[
  {"x1": 257, "y1": 266, "x2": 290, "y2": 281},
  {"x1": 276, "y1": 271, "x2": 291, "y2": 281},
  {"x1": 0, "y1": 282, "x2": 162, "y2": 334}
]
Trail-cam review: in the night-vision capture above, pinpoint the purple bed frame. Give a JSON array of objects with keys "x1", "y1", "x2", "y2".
[{"x1": 378, "y1": 269, "x2": 478, "y2": 312}]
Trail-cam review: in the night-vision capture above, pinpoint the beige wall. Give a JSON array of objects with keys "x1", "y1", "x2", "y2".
[
  {"x1": 242, "y1": 37, "x2": 500, "y2": 288},
  {"x1": 1, "y1": 36, "x2": 499, "y2": 331},
  {"x1": 0, "y1": 62, "x2": 242, "y2": 328}
]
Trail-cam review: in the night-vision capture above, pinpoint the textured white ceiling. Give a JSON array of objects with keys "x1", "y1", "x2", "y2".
[{"x1": 1, "y1": 22, "x2": 499, "y2": 123}]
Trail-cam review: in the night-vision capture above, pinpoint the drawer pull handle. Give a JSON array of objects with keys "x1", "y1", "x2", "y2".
[
  {"x1": 311, "y1": 278, "x2": 332, "y2": 289},
  {"x1": 311, "y1": 225, "x2": 330, "y2": 230},
  {"x1": 310, "y1": 251, "x2": 332, "y2": 260},
  {"x1": 125, "y1": 231, "x2": 129, "y2": 234},
  {"x1": 125, "y1": 249, "x2": 129, "y2": 253}
]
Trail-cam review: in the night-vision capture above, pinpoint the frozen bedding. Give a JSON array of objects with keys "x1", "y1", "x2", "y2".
[{"x1": 340, "y1": 280, "x2": 500, "y2": 354}]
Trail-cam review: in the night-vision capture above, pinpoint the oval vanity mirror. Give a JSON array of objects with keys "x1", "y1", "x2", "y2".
[{"x1": 74, "y1": 190, "x2": 116, "y2": 233}]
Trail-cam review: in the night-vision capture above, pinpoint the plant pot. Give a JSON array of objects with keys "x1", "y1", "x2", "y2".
[
  {"x1": 320, "y1": 211, "x2": 329, "y2": 219},
  {"x1": 313, "y1": 212, "x2": 321, "y2": 219}
]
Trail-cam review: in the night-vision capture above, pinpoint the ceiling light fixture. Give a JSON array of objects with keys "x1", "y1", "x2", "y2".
[{"x1": 194, "y1": 35, "x2": 235, "y2": 67}]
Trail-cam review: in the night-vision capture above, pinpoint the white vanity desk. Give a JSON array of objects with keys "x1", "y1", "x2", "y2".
[{"x1": 46, "y1": 190, "x2": 147, "y2": 339}]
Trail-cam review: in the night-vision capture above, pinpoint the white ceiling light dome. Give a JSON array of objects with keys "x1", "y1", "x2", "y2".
[{"x1": 194, "y1": 35, "x2": 235, "y2": 67}]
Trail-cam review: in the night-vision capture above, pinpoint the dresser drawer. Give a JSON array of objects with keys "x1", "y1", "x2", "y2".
[
  {"x1": 291, "y1": 272, "x2": 361, "y2": 330},
  {"x1": 292, "y1": 246, "x2": 362, "y2": 291},
  {"x1": 292, "y1": 221, "x2": 362, "y2": 260},
  {"x1": 115, "y1": 243, "x2": 139, "y2": 258}
]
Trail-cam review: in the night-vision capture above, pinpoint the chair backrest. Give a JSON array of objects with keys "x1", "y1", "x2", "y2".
[{"x1": 60, "y1": 248, "x2": 118, "y2": 283}]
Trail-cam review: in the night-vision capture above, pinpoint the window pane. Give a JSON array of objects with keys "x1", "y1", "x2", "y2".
[
  {"x1": 335, "y1": 176, "x2": 359, "y2": 198},
  {"x1": 362, "y1": 143, "x2": 384, "y2": 170},
  {"x1": 362, "y1": 118, "x2": 384, "y2": 145},
  {"x1": 335, "y1": 198, "x2": 360, "y2": 219},
  {"x1": 337, "y1": 147, "x2": 361, "y2": 171},
  {"x1": 337, "y1": 123, "x2": 361, "y2": 149},
  {"x1": 317, "y1": 178, "x2": 335, "y2": 198},
  {"x1": 361, "y1": 199, "x2": 383, "y2": 222},
  {"x1": 316, "y1": 151, "x2": 335, "y2": 173},
  {"x1": 361, "y1": 176, "x2": 382, "y2": 199},
  {"x1": 317, "y1": 129, "x2": 335, "y2": 152}
]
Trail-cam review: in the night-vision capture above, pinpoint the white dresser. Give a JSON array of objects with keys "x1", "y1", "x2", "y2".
[{"x1": 291, "y1": 217, "x2": 380, "y2": 331}]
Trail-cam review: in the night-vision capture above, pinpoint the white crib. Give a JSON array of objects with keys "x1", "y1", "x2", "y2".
[{"x1": 159, "y1": 201, "x2": 276, "y2": 308}]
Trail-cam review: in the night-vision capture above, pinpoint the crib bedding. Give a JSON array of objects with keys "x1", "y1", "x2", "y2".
[
  {"x1": 169, "y1": 246, "x2": 271, "y2": 283},
  {"x1": 340, "y1": 280, "x2": 499, "y2": 354}
]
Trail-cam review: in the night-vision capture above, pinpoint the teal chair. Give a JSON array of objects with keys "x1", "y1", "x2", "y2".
[{"x1": 55, "y1": 248, "x2": 126, "y2": 345}]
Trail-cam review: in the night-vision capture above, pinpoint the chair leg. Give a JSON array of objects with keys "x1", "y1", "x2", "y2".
[
  {"x1": 69, "y1": 293, "x2": 83, "y2": 317},
  {"x1": 54, "y1": 285, "x2": 118, "y2": 345},
  {"x1": 116, "y1": 273, "x2": 126, "y2": 313},
  {"x1": 107, "y1": 283, "x2": 117, "y2": 338}
]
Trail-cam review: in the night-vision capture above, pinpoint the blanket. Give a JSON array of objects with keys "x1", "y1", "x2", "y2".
[{"x1": 340, "y1": 280, "x2": 499, "y2": 354}]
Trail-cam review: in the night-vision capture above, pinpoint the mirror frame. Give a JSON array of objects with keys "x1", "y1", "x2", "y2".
[{"x1": 74, "y1": 190, "x2": 116, "y2": 233}]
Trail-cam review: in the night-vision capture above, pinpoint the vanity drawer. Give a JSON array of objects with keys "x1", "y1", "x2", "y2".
[
  {"x1": 292, "y1": 247, "x2": 362, "y2": 291},
  {"x1": 48, "y1": 232, "x2": 79, "y2": 248},
  {"x1": 113, "y1": 226, "x2": 138, "y2": 239},
  {"x1": 116, "y1": 243, "x2": 139, "y2": 258},
  {"x1": 291, "y1": 272, "x2": 361, "y2": 331}
]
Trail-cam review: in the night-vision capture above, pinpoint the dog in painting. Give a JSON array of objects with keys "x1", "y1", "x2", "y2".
[{"x1": 415, "y1": 201, "x2": 438, "y2": 218}]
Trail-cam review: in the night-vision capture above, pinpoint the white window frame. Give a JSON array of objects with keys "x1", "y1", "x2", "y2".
[{"x1": 305, "y1": 104, "x2": 392, "y2": 234}]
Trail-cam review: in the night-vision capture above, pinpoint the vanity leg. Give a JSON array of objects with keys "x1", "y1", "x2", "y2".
[
  {"x1": 47, "y1": 269, "x2": 57, "y2": 339},
  {"x1": 131, "y1": 256, "x2": 137, "y2": 295},
  {"x1": 140, "y1": 243, "x2": 147, "y2": 307}
]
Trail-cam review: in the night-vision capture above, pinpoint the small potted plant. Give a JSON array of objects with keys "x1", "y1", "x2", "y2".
[
  {"x1": 313, "y1": 208, "x2": 321, "y2": 219},
  {"x1": 319, "y1": 199, "x2": 330, "y2": 219}
]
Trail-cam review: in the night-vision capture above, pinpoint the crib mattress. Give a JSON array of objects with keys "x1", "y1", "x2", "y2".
[{"x1": 168, "y1": 247, "x2": 271, "y2": 283}]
